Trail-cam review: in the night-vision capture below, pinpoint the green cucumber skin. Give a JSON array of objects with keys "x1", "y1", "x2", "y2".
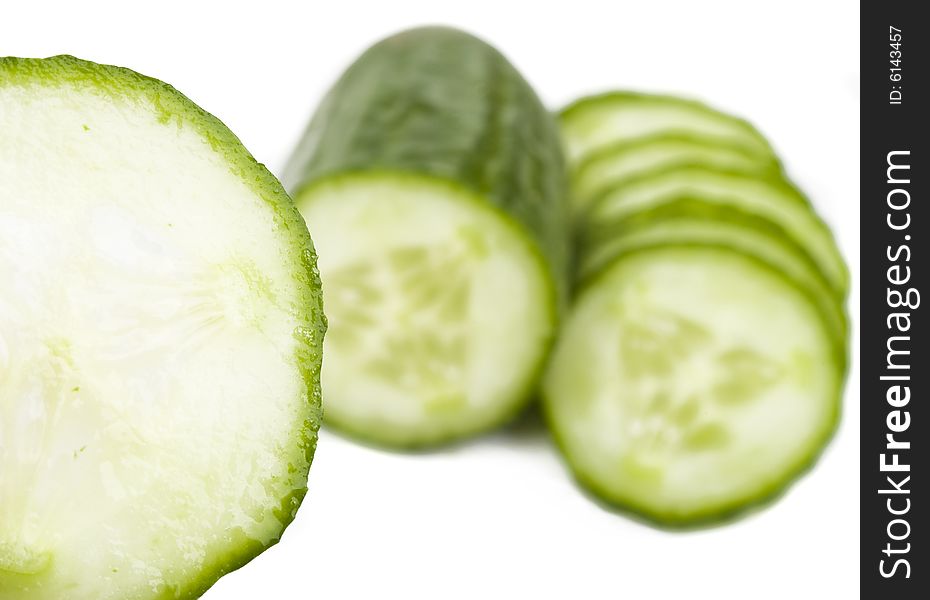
[
  {"x1": 544, "y1": 245, "x2": 847, "y2": 529},
  {"x1": 283, "y1": 26, "x2": 570, "y2": 305}
]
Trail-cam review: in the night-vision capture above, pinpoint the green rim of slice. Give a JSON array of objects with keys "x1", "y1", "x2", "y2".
[
  {"x1": 575, "y1": 198, "x2": 849, "y2": 361},
  {"x1": 559, "y1": 91, "x2": 778, "y2": 167},
  {"x1": 581, "y1": 165, "x2": 848, "y2": 298},
  {"x1": 570, "y1": 133, "x2": 782, "y2": 212}
]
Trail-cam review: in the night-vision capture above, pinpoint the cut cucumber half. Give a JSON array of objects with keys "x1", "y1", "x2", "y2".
[
  {"x1": 543, "y1": 247, "x2": 842, "y2": 526},
  {"x1": 0, "y1": 56, "x2": 325, "y2": 599},
  {"x1": 583, "y1": 166, "x2": 848, "y2": 298},
  {"x1": 576, "y1": 200, "x2": 848, "y2": 356},
  {"x1": 296, "y1": 173, "x2": 554, "y2": 447},
  {"x1": 559, "y1": 92, "x2": 777, "y2": 167},
  {"x1": 571, "y1": 134, "x2": 781, "y2": 212},
  {"x1": 283, "y1": 27, "x2": 567, "y2": 447}
]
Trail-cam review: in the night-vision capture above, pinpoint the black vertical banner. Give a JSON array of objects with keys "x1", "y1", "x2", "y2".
[{"x1": 861, "y1": 2, "x2": 926, "y2": 597}]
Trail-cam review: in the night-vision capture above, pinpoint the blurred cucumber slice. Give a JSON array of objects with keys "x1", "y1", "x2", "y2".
[
  {"x1": 296, "y1": 174, "x2": 554, "y2": 447},
  {"x1": 543, "y1": 247, "x2": 842, "y2": 526}
]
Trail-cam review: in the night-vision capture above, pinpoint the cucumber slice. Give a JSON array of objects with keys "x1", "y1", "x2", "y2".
[
  {"x1": 0, "y1": 56, "x2": 325, "y2": 599},
  {"x1": 284, "y1": 27, "x2": 567, "y2": 447},
  {"x1": 296, "y1": 173, "x2": 554, "y2": 447},
  {"x1": 543, "y1": 247, "x2": 842, "y2": 526},
  {"x1": 583, "y1": 166, "x2": 848, "y2": 298},
  {"x1": 576, "y1": 200, "x2": 848, "y2": 355},
  {"x1": 560, "y1": 92, "x2": 776, "y2": 166},
  {"x1": 571, "y1": 135, "x2": 780, "y2": 211}
]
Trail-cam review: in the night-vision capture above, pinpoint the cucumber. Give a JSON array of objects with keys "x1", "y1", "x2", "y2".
[
  {"x1": 0, "y1": 56, "x2": 325, "y2": 599},
  {"x1": 559, "y1": 92, "x2": 777, "y2": 167},
  {"x1": 575, "y1": 200, "x2": 848, "y2": 353},
  {"x1": 582, "y1": 166, "x2": 848, "y2": 298},
  {"x1": 570, "y1": 134, "x2": 781, "y2": 212},
  {"x1": 542, "y1": 246, "x2": 843, "y2": 526},
  {"x1": 283, "y1": 27, "x2": 568, "y2": 447}
]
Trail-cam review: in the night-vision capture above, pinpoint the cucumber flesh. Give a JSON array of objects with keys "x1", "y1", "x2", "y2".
[
  {"x1": 560, "y1": 92, "x2": 776, "y2": 166},
  {"x1": 296, "y1": 173, "x2": 555, "y2": 447},
  {"x1": 543, "y1": 247, "x2": 842, "y2": 525},
  {"x1": 571, "y1": 135, "x2": 780, "y2": 212},
  {"x1": 583, "y1": 166, "x2": 848, "y2": 298},
  {"x1": 0, "y1": 57, "x2": 324, "y2": 599},
  {"x1": 576, "y1": 201, "x2": 848, "y2": 355}
]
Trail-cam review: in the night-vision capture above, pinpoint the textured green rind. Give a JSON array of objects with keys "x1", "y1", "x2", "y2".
[
  {"x1": 543, "y1": 246, "x2": 846, "y2": 528},
  {"x1": 581, "y1": 164, "x2": 849, "y2": 299},
  {"x1": 559, "y1": 91, "x2": 778, "y2": 167},
  {"x1": 0, "y1": 55, "x2": 325, "y2": 599},
  {"x1": 282, "y1": 26, "x2": 570, "y2": 306},
  {"x1": 576, "y1": 199, "x2": 849, "y2": 363}
]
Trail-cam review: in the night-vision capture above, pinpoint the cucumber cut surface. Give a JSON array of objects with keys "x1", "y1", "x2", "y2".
[
  {"x1": 560, "y1": 92, "x2": 776, "y2": 167},
  {"x1": 0, "y1": 57, "x2": 324, "y2": 599},
  {"x1": 571, "y1": 135, "x2": 780, "y2": 211},
  {"x1": 543, "y1": 247, "x2": 842, "y2": 525},
  {"x1": 297, "y1": 174, "x2": 555, "y2": 447},
  {"x1": 583, "y1": 166, "x2": 848, "y2": 298}
]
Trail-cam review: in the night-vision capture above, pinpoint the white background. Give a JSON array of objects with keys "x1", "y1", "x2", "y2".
[{"x1": 2, "y1": 1, "x2": 860, "y2": 598}]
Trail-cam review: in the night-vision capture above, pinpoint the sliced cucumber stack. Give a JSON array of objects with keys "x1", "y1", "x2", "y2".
[
  {"x1": 570, "y1": 135, "x2": 781, "y2": 212},
  {"x1": 546, "y1": 91, "x2": 847, "y2": 526},
  {"x1": 0, "y1": 57, "x2": 325, "y2": 597},
  {"x1": 283, "y1": 27, "x2": 568, "y2": 447},
  {"x1": 575, "y1": 202, "x2": 847, "y2": 352},
  {"x1": 560, "y1": 92, "x2": 777, "y2": 167},
  {"x1": 581, "y1": 166, "x2": 849, "y2": 298}
]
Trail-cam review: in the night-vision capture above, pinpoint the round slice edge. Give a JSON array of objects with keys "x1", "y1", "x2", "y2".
[
  {"x1": 543, "y1": 246, "x2": 842, "y2": 526},
  {"x1": 559, "y1": 92, "x2": 777, "y2": 167}
]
